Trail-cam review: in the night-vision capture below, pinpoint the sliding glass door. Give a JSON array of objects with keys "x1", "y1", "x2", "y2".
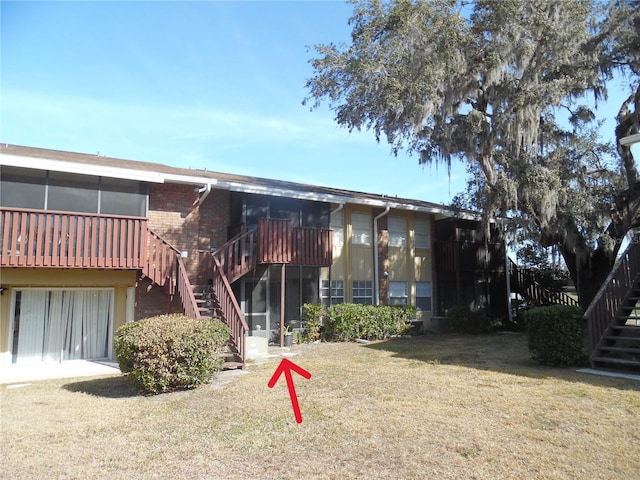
[{"x1": 11, "y1": 289, "x2": 113, "y2": 365}]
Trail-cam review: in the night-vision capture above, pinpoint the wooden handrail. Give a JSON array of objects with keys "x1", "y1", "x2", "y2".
[
  {"x1": 175, "y1": 255, "x2": 202, "y2": 319},
  {"x1": 212, "y1": 227, "x2": 257, "y2": 283},
  {"x1": 144, "y1": 229, "x2": 179, "y2": 287},
  {"x1": 145, "y1": 228, "x2": 201, "y2": 321},
  {"x1": 208, "y1": 252, "x2": 248, "y2": 361},
  {"x1": 584, "y1": 235, "x2": 640, "y2": 352},
  {"x1": 510, "y1": 259, "x2": 579, "y2": 308},
  {"x1": 1, "y1": 207, "x2": 147, "y2": 268}
]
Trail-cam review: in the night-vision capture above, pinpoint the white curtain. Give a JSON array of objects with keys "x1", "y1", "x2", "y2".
[
  {"x1": 13, "y1": 289, "x2": 112, "y2": 364},
  {"x1": 15, "y1": 291, "x2": 47, "y2": 365}
]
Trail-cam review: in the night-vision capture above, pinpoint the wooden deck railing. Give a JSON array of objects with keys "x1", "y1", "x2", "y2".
[
  {"x1": 144, "y1": 228, "x2": 201, "y2": 321},
  {"x1": 213, "y1": 227, "x2": 257, "y2": 284},
  {"x1": 292, "y1": 226, "x2": 333, "y2": 266},
  {"x1": 510, "y1": 260, "x2": 579, "y2": 308},
  {"x1": 0, "y1": 207, "x2": 147, "y2": 268},
  {"x1": 584, "y1": 235, "x2": 640, "y2": 352},
  {"x1": 211, "y1": 254, "x2": 248, "y2": 361},
  {"x1": 256, "y1": 218, "x2": 333, "y2": 266},
  {"x1": 436, "y1": 240, "x2": 504, "y2": 273}
]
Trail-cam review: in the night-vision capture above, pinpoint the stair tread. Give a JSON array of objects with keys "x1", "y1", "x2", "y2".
[
  {"x1": 605, "y1": 336, "x2": 640, "y2": 341},
  {"x1": 592, "y1": 356, "x2": 640, "y2": 366},
  {"x1": 598, "y1": 346, "x2": 640, "y2": 353},
  {"x1": 223, "y1": 361, "x2": 245, "y2": 369}
]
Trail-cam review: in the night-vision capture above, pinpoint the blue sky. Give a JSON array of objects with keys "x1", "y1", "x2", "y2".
[{"x1": 1, "y1": 1, "x2": 637, "y2": 205}]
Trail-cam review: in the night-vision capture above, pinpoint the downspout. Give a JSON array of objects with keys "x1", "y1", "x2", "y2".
[
  {"x1": 373, "y1": 206, "x2": 390, "y2": 305},
  {"x1": 195, "y1": 183, "x2": 212, "y2": 206}
]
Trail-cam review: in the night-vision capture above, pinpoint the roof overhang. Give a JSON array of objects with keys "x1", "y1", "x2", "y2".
[
  {"x1": 219, "y1": 181, "x2": 480, "y2": 220},
  {"x1": 0, "y1": 147, "x2": 477, "y2": 220},
  {"x1": 0, "y1": 153, "x2": 166, "y2": 183},
  {"x1": 0, "y1": 153, "x2": 220, "y2": 187},
  {"x1": 620, "y1": 133, "x2": 640, "y2": 146}
]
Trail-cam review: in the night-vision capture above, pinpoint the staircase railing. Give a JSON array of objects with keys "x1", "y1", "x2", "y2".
[
  {"x1": 144, "y1": 228, "x2": 200, "y2": 320},
  {"x1": 212, "y1": 228, "x2": 257, "y2": 284},
  {"x1": 510, "y1": 260, "x2": 579, "y2": 307},
  {"x1": 204, "y1": 252, "x2": 249, "y2": 361},
  {"x1": 584, "y1": 235, "x2": 640, "y2": 353},
  {"x1": 175, "y1": 255, "x2": 202, "y2": 319}
]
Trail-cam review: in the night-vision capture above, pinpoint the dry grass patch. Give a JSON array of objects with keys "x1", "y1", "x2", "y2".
[{"x1": 2, "y1": 333, "x2": 639, "y2": 479}]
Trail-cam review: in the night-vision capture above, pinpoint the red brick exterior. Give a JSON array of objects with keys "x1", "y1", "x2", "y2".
[
  {"x1": 135, "y1": 183, "x2": 231, "y2": 320},
  {"x1": 375, "y1": 211, "x2": 389, "y2": 305},
  {"x1": 146, "y1": 184, "x2": 230, "y2": 277}
]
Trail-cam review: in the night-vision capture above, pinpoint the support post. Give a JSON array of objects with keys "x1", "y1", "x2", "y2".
[{"x1": 280, "y1": 264, "x2": 286, "y2": 347}]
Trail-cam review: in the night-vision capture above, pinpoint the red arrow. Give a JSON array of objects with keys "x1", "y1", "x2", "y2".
[{"x1": 267, "y1": 358, "x2": 312, "y2": 424}]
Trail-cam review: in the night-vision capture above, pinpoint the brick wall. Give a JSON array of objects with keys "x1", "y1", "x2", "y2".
[
  {"x1": 137, "y1": 183, "x2": 231, "y2": 319},
  {"x1": 147, "y1": 183, "x2": 230, "y2": 278},
  {"x1": 376, "y1": 211, "x2": 389, "y2": 305},
  {"x1": 135, "y1": 275, "x2": 183, "y2": 320}
]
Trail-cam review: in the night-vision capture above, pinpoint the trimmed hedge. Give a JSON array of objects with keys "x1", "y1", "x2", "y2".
[
  {"x1": 446, "y1": 305, "x2": 495, "y2": 334},
  {"x1": 323, "y1": 303, "x2": 416, "y2": 341},
  {"x1": 114, "y1": 314, "x2": 230, "y2": 394},
  {"x1": 525, "y1": 305, "x2": 585, "y2": 367},
  {"x1": 302, "y1": 303, "x2": 323, "y2": 342}
]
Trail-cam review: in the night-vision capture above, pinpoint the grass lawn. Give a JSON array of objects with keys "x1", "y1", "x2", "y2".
[{"x1": 2, "y1": 333, "x2": 640, "y2": 479}]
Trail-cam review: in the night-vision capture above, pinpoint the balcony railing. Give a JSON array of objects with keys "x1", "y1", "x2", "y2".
[
  {"x1": 1, "y1": 207, "x2": 147, "y2": 268},
  {"x1": 257, "y1": 218, "x2": 333, "y2": 266},
  {"x1": 436, "y1": 240, "x2": 504, "y2": 273}
]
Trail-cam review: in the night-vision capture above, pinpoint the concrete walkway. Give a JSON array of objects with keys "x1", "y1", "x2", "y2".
[
  {"x1": 0, "y1": 346, "x2": 301, "y2": 385},
  {"x1": 0, "y1": 360, "x2": 121, "y2": 385}
]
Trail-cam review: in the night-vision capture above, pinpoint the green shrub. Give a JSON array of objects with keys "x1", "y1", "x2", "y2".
[
  {"x1": 447, "y1": 305, "x2": 494, "y2": 334},
  {"x1": 114, "y1": 314, "x2": 230, "y2": 394},
  {"x1": 323, "y1": 303, "x2": 416, "y2": 341},
  {"x1": 302, "y1": 303, "x2": 324, "y2": 342},
  {"x1": 525, "y1": 305, "x2": 585, "y2": 366}
]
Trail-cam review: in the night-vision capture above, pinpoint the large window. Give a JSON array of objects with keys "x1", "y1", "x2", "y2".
[
  {"x1": 388, "y1": 216, "x2": 407, "y2": 248},
  {"x1": 414, "y1": 218, "x2": 431, "y2": 249},
  {"x1": 0, "y1": 166, "x2": 147, "y2": 217},
  {"x1": 320, "y1": 280, "x2": 344, "y2": 307},
  {"x1": 331, "y1": 210, "x2": 344, "y2": 247},
  {"x1": 416, "y1": 281, "x2": 432, "y2": 312},
  {"x1": 48, "y1": 171, "x2": 99, "y2": 213},
  {"x1": 389, "y1": 281, "x2": 408, "y2": 305},
  {"x1": 351, "y1": 212, "x2": 371, "y2": 246},
  {"x1": 352, "y1": 280, "x2": 373, "y2": 304},
  {"x1": 11, "y1": 289, "x2": 113, "y2": 365},
  {"x1": 0, "y1": 167, "x2": 46, "y2": 209}
]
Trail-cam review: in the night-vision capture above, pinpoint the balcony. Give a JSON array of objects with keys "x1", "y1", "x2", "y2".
[
  {"x1": 256, "y1": 218, "x2": 333, "y2": 266},
  {"x1": 436, "y1": 240, "x2": 505, "y2": 273},
  {"x1": 1, "y1": 207, "x2": 147, "y2": 269}
]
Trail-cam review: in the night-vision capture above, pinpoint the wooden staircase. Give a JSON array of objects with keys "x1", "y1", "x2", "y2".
[
  {"x1": 584, "y1": 235, "x2": 640, "y2": 373},
  {"x1": 143, "y1": 228, "x2": 251, "y2": 370},
  {"x1": 509, "y1": 259, "x2": 579, "y2": 308}
]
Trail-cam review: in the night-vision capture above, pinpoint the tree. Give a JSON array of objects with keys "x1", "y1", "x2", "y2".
[{"x1": 305, "y1": 0, "x2": 640, "y2": 307}]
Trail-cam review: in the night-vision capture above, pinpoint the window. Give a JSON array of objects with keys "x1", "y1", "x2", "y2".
[
  {"x1": 415, "y1": 218, "x2": 430, "y2": 249},
  {"x1": 0, "y1": 166, "x2": 47, "y2": 209},
  {"x1": 100, "y1": 177, "x2": 147, "y2": 217},
  {"x1": 389, "y1": 281, "x2": 408, "y2": 305},
  {"x1": 0, "y1": 166, "x2": 148, "y2": 217},
  {"x1": 388, "y1": 216, "x2": 407, "y2": 248},
  {"x1": 11, "y1": 289, "x2": 113, "y2": 364},
  {"x1": 48, "y1": 171, "x2": 100, "y2": 213},
  {"x1": 331, "y1": 210, "x2": 344, "y2": 247},
  {"x1": 416, "y1": 281, "x2": 432, "y2": 311},
  {"x1": 320, "y1": 280, "x2": 344, "y2": 307},
  {"x1": 351, "y1": 212, "x2": 371, "y2": 246},
  {"x1": 352, "y1": 280, "x2": 373, "y2": 304}
]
